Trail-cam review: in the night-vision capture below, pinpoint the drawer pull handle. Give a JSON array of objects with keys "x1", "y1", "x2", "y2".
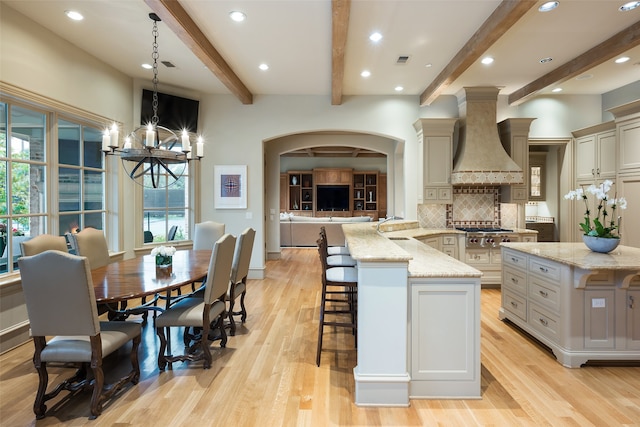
[
  {"x1": 539, "y1": 266, "x2": 548, "y2": 273},
  {"x1": 511, "y1": 277, "x2": 518, "y2": 284},
  {"x1": 631, "y1": 295, "x2": 635, "y2": 309},
  {"x1": 539, "y1": 290, "x2": 548, "y2": 297},
  {"x1": 511, "y1": 301, "x2": 518, "y2": 308},
  {"x1": 539, "y1": 318, "x2": 548, "y2": 326},
  {"x1": 511, "y1": 257, "x2": 518, "y2": 263}
]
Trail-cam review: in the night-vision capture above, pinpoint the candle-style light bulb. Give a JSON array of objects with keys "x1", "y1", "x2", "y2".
[
  {"x1": 101, "y1": 129, "x2": 110, "y2": 152},
  {"x1": 123, "y1": 136, "x2": 132, "y2": 150},
  {"x1": 145, "y1": 123, "x2": 155, "y2": 148},
  {"x1": 196, "y1": 136, "x2": 204, "y2": 158},
  {"x1": 181, "y1": 130, "x2": 191, "y2": 152},
  {"x1": 109, "y1": 123, "x2": 119, "y2": 148}
]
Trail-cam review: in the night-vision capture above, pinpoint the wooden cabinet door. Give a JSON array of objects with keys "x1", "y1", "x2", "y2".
[
  {"x1": 597, "y1": 130, "x2": 616, "y2": 178},
  {"x1": 576, "y1": 135, "x2": 596, "y2": 181}
]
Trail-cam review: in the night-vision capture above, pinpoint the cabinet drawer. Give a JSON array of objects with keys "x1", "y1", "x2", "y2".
[
  {"x1": 529, "y1": 258, "x2": 560, "y2": 281},
  {"x1": 503, "y1": 250, "x2": 527, "y2": 271},
  {"x1": 529, "y1": 276, "x2": 560, "y2": 313},
  {"x1": 503, "y1": 290, "x2": 527, "y2": 321},
  {"x1": 503, "y1": 267, "x2": 526, "y2": 294},
  {"x1": 465, "y1": 250, "x2": 490, "y2": 264},
  {"x1": 528, "y1": 304, "x2": 559, "y2": 343},
  {"x1": 442, "y1": 235, "x2": 457, "y2": 246},
  {"x1": 442, "y1": 247, "x2": 457, "y2": 258}
]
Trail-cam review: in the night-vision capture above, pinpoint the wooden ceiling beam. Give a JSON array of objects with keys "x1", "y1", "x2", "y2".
[
  {"x1": 144, "y1": 0, "x2": 253, "y2": 105},
  {"x1": 419, "y1": 0, "x2": 537, "y2": 106},
  {"x1": 508, "y1": 20, "x2": 640, "y2": 105},
  {"x1": 331, "y1": 0, "x2": 351, "y2": 106}
]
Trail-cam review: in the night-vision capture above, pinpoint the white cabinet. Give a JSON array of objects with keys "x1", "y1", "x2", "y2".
[
  {"x1": 573, "y1": 122, "x2": 616, "y2": 182},
  {"x1": 414, "y1": 118, "x2": 458, "y2": 204},
  {"x1": 498, "y1": 118, "x2": 535, "y2": 203},
  {"x1": 500, "y1": 246, "x2": 640, "y2": 367},
  {"x1": 410, "y1": 278, "x2": 480, "y2": 398},
  {"x1": 609, "y1": 99, "x2": 640, "y2": 174}
]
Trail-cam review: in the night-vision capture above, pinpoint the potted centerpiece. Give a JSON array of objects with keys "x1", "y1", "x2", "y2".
[
  {"x1": 151, "y1": 245, "x2": 176, "y2": 274},
  {"x1": 564, "y1": 179, "x2": 627, "y2": 253}
]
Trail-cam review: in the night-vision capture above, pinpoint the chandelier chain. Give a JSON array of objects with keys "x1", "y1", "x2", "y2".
[{"x1": 151, "y1": 19, "x2": 160, "y2": 127}]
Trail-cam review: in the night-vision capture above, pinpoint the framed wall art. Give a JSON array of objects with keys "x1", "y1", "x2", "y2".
[{"x1": 214, "y1": 165, "x2": 247, "y2": 209}]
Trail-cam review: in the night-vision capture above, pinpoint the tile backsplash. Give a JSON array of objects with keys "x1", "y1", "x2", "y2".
[{"x1": 418, "y1": 186, "x2": 509, "y2": 228}]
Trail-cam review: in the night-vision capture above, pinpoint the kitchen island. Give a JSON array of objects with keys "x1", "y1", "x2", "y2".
[
  {"x1": 500, "y1": 242, "x2": 640, "y2": 368},
  {"x1": 342, "y1": 222, "x2": 482, "y2": 406}
]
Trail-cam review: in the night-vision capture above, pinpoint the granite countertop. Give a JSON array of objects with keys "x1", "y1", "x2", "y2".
[
  {"x1": 502, "y1": 242, "x2": 640, "y2": 271},
  {"x1": 342, "y1": 222, "x2": 481, "y2": 278},
  {"x1": 391, "y1": 238, "x2": 482, "y2": 278}
]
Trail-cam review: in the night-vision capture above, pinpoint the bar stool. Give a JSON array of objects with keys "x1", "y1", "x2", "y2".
[
  {"x1": 316, "y1": 236, "x2": 358, "y2": 366},
  {"x1": 320, "y1": 226, "x2": 351, "y2": 256},
  {"x1": 319, "y1": 227, "x2": 356, "y2": 267}
]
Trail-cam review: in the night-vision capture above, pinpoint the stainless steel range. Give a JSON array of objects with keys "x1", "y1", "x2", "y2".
[
  {"x1": 456, "y1": 227, "x2": 516, "y2": 248},
  {"x1": 455, "y1": 227, "x2": 520, "y2": 287}
]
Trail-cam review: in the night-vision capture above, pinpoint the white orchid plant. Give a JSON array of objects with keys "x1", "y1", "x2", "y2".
[
  {"x1": 151, "y1": 245, "x2": 176, "y2": 265},
  {"x1": 564, "y1": 179, "x2": 627, "y2": 239}
]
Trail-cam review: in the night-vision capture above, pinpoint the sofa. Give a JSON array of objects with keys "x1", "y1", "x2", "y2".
[{"x1": 280, "y1": 214, "x2": 373, "y2": 247}]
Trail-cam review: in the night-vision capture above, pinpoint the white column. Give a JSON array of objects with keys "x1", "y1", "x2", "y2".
[{"x1": 354, "y1": 260, "x2": 410, "y2": 406}]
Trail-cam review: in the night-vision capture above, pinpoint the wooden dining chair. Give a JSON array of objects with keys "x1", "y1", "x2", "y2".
[
  {"x1": 227, "y1": 227, "x2": 256, "y2": 335},
  {"x1": 155, "y1": 233, "x2": 236, "y2": 370},
  {"x1": 20, "y1": 234, "x2": 68, "y2": 256},
  {"x1": 316, "y1": 236, "x2": 358, "y2": 367},
  {"x1": 18, "y1": 250, "x2": 141, "y2": 420}
]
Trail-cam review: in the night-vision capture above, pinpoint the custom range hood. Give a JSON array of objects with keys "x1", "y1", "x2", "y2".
[{"x1": 451, "y1": 87, "x2": 523, "y2": 185}]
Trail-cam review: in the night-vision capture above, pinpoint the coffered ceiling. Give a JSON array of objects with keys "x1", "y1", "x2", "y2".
[{"x1": 4, "y1": 0, "x2": 639, "y2": 107}]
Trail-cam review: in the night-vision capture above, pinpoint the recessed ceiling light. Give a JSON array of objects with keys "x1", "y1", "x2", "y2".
[
  {"x1": 619, "y1": 1, "x2": 640, "y2": 11},
  {"x1": 538, "y1": 1, "x2": 559, "y2": 12},
  {"x1": 65, "y1": 10, "x2": 84, "y2": 21},
  {"x1": 395, "y1": 86, "x2": 404, "y2": 92},
  {"x1": 369, "y1": 32, "x2": 383, "y2": 42},
  {"x1": 425, "y1": 63, "x2": 433, "y2": 68},
  {"x1": 141, "y1": 63, "x2": 152, "y2": 70},
  {"x1": 615, "y1": 56, "x2": 630, "y2": 63},
  {"x1": 229, "y1": 11, "x2": 246, "y2": 22},
  {"x1": 481, "y1": 57, "x2": 494, "y2": 65},
  {"x1": 552, "y1": 88, "x2": 562, "y2": 93},
  {"x1": 361, "y1": 70, "x2": 371, "y2": 78},
  {"x1": 539, "y1": 57, "x2": 553, "y2": 64},
  {"x1": 576, "y1": 74, "x2": 593, "y2": 80},
  {"x1": 259, "y1": 63, "x2": 269, "y2": 71}
]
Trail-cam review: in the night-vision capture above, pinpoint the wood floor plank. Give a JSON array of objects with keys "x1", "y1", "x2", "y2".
[{"x1": 1, "y1": 247, "x2": 639, "y2": 426}]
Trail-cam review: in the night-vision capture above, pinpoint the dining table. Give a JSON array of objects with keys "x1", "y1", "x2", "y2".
[
  {"x1": 91, "y1": 249, "x2": 212, "y2": 318},
  {"x1": 91, "y1": 249, "x2": 213, "y2": 361}
]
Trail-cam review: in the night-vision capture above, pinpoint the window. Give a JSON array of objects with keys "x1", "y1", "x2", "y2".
[
  {"x1": 58, "y1": 118, "x2": 106, "y2": 234},
  {"x1": 142, "y1": 165, "x2": 190, "y2": 243},
  {"x1": 0, "y1": 94, "x2": 107, "y2": 275},
  {"x1": 0, "y1": 103, "x2": 47, "y2": 273}
]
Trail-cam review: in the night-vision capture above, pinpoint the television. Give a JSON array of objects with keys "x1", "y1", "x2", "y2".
[
  {"x1": 141, "y1": 89, "x2": 199, "y2": 133},
  {"x1": 316, "y1": 185, "x2": 349, "y2": 211}
]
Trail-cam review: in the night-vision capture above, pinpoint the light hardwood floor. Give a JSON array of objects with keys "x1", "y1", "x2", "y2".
[{"x1": 1, "y1": 248, "x2": 639, "y2": 426}]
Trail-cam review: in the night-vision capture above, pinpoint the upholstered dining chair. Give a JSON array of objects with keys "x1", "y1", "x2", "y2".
[
  {"x1": 193, "y1": 221, "x2": 225, "y2": 250},
  {"x1": 316, "y1": 236, "x2": 358, "y2": 367},
  {"x1": 18, "y1": 250, "x2": 141, "y2": 420},
  {"x1": 20, "y1": 234, "x2": 68, "y2": 256},
  {"x1": 155, "y1": 233, "x2": 236, "y2": 370},
  {"x1": 227, "y1": 227, "x2": 256, "y2": 335},
  {"x1": 69, "y1": 227, "x2": 110, "y2": 269}
]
